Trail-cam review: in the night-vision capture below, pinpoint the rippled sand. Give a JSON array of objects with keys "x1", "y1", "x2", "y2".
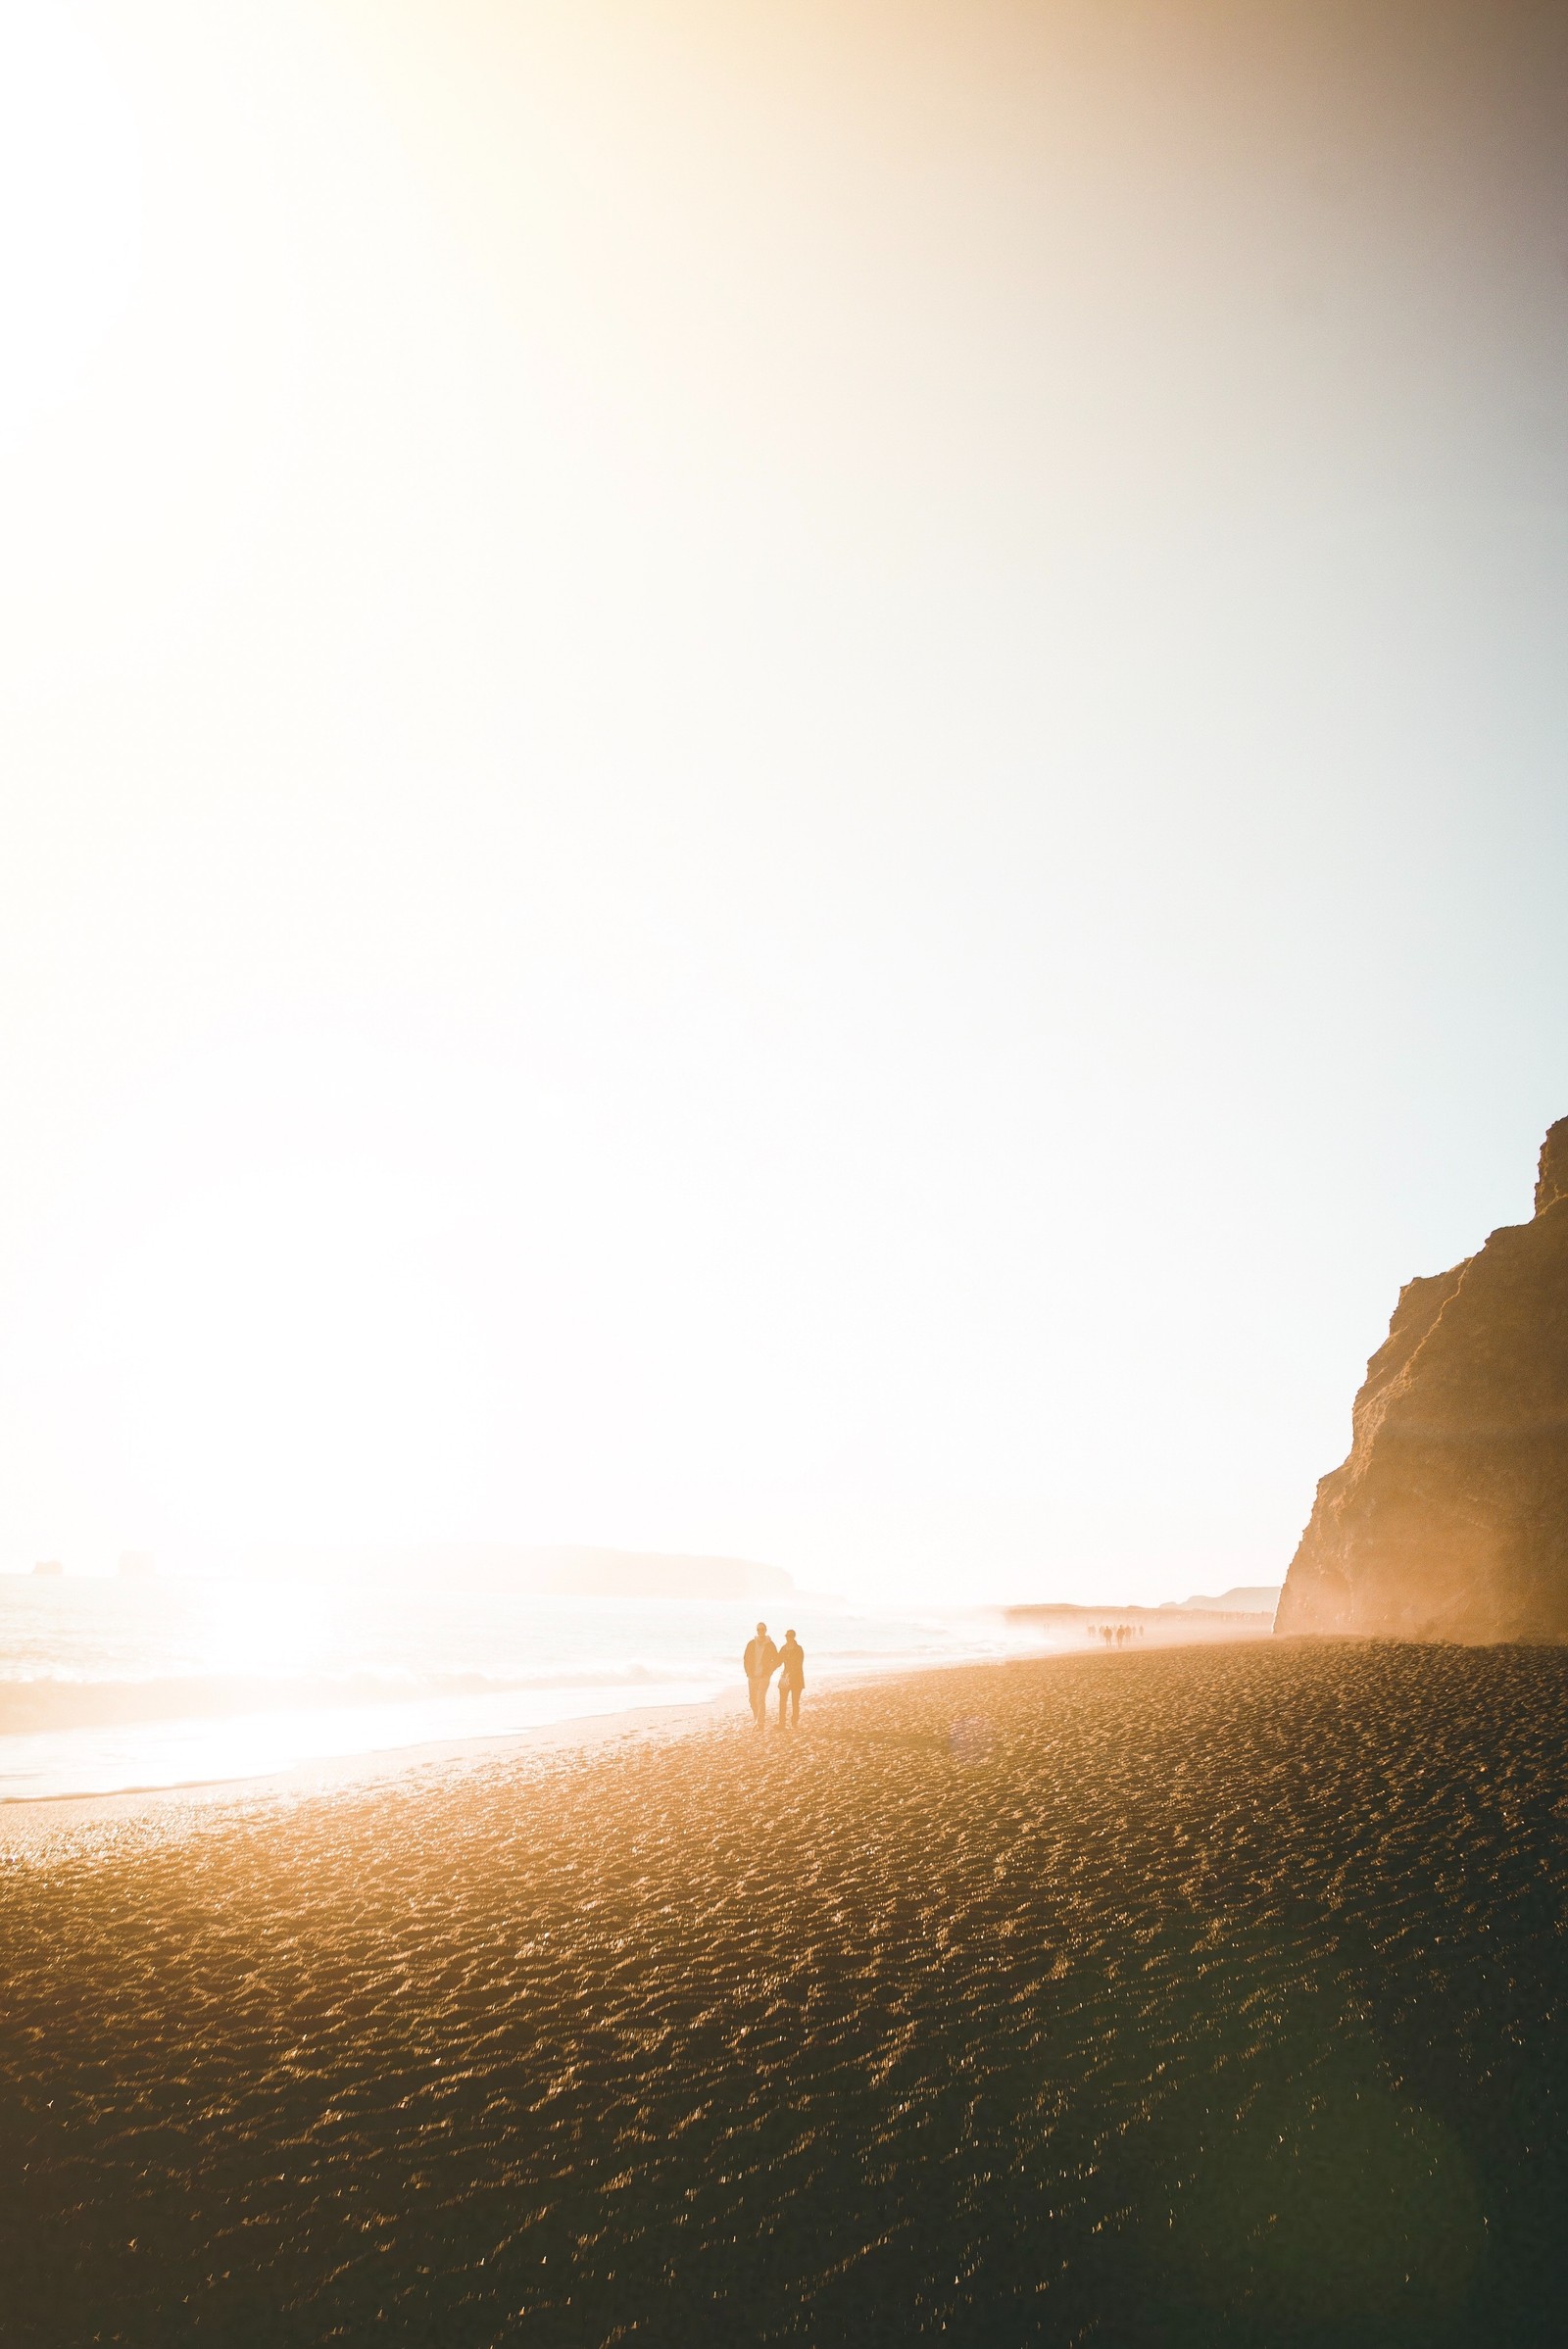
[{"x1": 3, "y1": 1641, "x2": 1566, "y2": 2347}]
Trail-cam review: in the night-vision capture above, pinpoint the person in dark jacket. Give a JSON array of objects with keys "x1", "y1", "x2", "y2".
[
  {"x1": 776, "y1": 1629, "x2": 805, "y2": 1728},
  {"x1": 743, "y1": 1623, "x2": 778, "y2": 1729}
]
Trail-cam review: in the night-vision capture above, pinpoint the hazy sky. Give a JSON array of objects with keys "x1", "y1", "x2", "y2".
[{"x1": 3, "y1": 0, "x2": 1565, "y2": 1600}]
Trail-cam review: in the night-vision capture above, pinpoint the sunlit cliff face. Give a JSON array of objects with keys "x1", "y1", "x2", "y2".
[
  {"x1": 1276, "y1": 1117, "x2": 1568, "y2": 1643},
  {"x1": 2, "y1": 0, "x2": 1565, "y2": 1598}
]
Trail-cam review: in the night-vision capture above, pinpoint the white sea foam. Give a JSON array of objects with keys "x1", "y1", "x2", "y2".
[{"x1": 0, "y1": 1580, "x2": 1058, "y2": 1800}]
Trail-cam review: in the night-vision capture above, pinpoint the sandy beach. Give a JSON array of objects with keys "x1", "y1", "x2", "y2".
[{"x1": 2, "y1": 1639, "x2": 1565, "y2": 2348}]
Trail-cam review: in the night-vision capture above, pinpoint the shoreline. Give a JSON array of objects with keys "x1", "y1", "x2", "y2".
[
  {"x1": 0, "y1": 1683, "x2": 751, "y2": 1850},
  {"x1": 0, "y1": 1626, "x2": 1276, "y2": 1851}
]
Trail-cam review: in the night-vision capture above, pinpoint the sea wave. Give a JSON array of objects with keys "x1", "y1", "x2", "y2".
[{"x1": 0, "y1": 1664, "x2": 696, "y2": 1736}]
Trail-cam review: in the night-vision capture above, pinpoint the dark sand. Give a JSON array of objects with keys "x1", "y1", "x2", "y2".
[{"x1": 2, "y1": 1641, "x2": 1566, "y2": 2348}]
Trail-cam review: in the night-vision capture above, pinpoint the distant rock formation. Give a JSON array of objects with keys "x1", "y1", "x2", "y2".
[
  {"x1": 517, "y1": 1548, "x2": 795, "y2": 1603},
  {"x1": 1277, "y1": 1118, "x2": 1568, "y2": 1641},
  {"x1": 1162, "y1": 1587, "x2": 1281, "y2": 1616},
  {"x1": 31, "y1": 1558, "x2": 64, "y2": 1578},
  {"x1": 239, "y1": 1543, "x2": 797, "y2": 1603}
]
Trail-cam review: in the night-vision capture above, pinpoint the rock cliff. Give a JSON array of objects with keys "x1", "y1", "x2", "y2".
[{"x1": 1276, "y1": 1118, "x2": 1568, "y2": 1641}]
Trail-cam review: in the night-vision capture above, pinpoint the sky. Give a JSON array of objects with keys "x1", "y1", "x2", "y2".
[{"x1": 1, "y1": 0, "x2": 1565, "y2": 1602}]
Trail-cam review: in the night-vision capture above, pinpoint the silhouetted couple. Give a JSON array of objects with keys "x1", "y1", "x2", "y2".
[{"x1": 743, "y1": 1621, "x2": 805, "y2": 1730}]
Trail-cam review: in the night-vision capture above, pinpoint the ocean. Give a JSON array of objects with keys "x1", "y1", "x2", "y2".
[{"x1": 0, "y1": 1576, "x2": 1053, "y2": 1802}]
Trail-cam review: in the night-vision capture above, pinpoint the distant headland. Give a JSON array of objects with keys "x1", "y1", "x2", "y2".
[
  {"x1": 237, "y1": 1544, "x2": 800, "y2": 1604},
  {"x1": 1277, "y1": 1116, "x2": 1568, "y2": 1641}
]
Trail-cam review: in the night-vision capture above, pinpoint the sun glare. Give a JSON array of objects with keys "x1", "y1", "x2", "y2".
[
  {"x1": 0, "y1": 7, "x2": 141, "y2": 444},
  {"x1": 103, "y1": 1166, "x2": 493, "y2": 1548}
]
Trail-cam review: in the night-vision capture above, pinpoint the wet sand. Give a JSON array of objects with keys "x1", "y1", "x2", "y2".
[
  {"x1": 0, "y1": 1683, "x2": 749, "y2": 1844},
  {"x1": 2, "y1": 1640, "x2": 1565, "y2": 2348}
]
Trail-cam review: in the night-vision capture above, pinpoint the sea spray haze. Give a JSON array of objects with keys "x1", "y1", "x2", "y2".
[
  {"x1": 1, "y1": 0, "x2": 1565, "y2": 1607},
  {"x1": 0, "y1": 1577, "x2": 1048, "y2": 1801}
]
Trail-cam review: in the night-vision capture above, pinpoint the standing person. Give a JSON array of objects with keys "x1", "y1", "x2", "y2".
[
  {"x1": 743, "y1": 1622, "x2": 778, "y2": 1730},
  {"x1": 776, "y1": 1629, "x2": 805, "y2": 1729}
]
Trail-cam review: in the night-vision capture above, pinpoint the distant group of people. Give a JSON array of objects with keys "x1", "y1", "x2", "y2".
[
  {"x1": 1087, "y1": 1622, "x2": 1143, "y2": 1648},
  {"x1": 742, "y1": 1622, "x2": 806, "y2": 1729}
]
